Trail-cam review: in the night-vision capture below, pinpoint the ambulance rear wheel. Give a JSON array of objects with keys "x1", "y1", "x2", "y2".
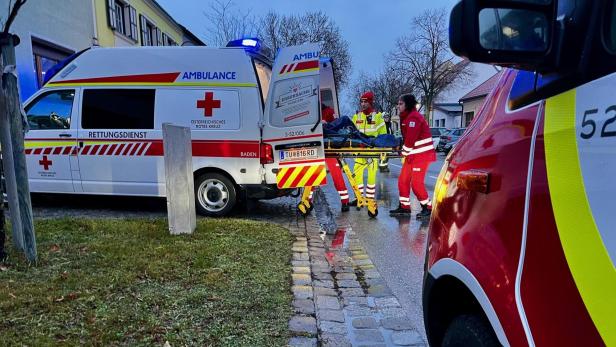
[{"x1": 195, "y1": 173, "x2": 237, "y2": 217}]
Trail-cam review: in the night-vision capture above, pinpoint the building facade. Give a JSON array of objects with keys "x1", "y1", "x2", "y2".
[
  {"x1": 459, "y1": 71, "x2": 504, "y2": 128},
  {"x1": 433, "y1": 62, "x2": 499, "y2": 127},
  {"x1": 94, "y1": 0, "x2": 203, "y2": 48},
  {"x1": 2, "y1": 0, "x2": 203, "y2": 101},
  {"x1": 0, "y1": 0, "x2": 95, "y2": 100},
  {"x1": 431, "y1": 103, "x2": 463, "y2": 129}
]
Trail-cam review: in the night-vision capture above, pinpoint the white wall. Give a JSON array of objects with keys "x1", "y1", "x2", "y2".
[
  {"x1": 0, "y1": 0, "x2": 95, "y2": 100},
  {"x1": 432, "y1": 109, "x2": 461, "y2": 129}
]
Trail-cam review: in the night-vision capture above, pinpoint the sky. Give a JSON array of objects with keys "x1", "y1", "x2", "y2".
[{"x1": 157, "y1": 0, "x2": 485, "y2": 111}]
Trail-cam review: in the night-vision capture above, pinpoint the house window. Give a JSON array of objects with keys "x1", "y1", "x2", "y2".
[
  {"x1": 32, "y1": 38, "x2": 73, "y2": 89},
  {"x1": 140, "y1": 15, "x2": 161, "y2": 46},
  {"x1": 107, "y1": 0, "x2": 138, "y2": 41},
  {"x1": 162, "y1": 33, "x2": 177, "y2": 46},
  {"x1": 464, "y1": 111, "x2": 475, "y2": 127}
]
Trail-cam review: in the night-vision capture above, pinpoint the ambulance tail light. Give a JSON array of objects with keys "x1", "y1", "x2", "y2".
[{"x1": 260, "y1": 143, "x2": 274, "y2": 164}]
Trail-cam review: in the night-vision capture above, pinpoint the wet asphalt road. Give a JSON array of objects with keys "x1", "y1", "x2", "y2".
[{"x1": 29, "y1": 153, "x2": 447, "y2": 342}]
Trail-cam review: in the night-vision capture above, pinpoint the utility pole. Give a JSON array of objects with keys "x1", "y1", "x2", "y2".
[{"x1": 0, "y1": 0, "x2": 36, "y2": 262}]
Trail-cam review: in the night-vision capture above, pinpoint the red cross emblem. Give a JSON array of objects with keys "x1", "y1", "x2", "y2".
[
  {"x1": 196, "y1": 92, "x2": 221, "y2": 117},
  {"x1": 39, "y1": 155, "x2": 53, "y2": 171}
]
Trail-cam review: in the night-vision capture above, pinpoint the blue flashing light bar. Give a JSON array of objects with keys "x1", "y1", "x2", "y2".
[
  {"x1": 241, "y1": 39, "x2": 258, "y2": 47},
  {"x1": 226, "y1": 38, "x2": 261, "y2": 50}
]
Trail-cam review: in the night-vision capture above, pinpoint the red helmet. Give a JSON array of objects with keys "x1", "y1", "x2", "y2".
[{"x1": 360, "y1": 91, "x2": 374, "y2": 104}]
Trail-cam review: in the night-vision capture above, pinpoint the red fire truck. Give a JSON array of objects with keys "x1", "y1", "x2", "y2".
[{"x1": 423, "y1": 1, "x2": 616, "y2": 346}]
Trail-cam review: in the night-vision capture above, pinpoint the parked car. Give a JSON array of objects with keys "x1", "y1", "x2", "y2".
[
  {"x1": 430, "y1": 127, "x2": 448, "y2": 148},
  {"x1": 436, "y1": 128, "x2": 466, "y2": 152},
  {"x1": 423, "y1": 0, "x2": 616, "y2": 346}
]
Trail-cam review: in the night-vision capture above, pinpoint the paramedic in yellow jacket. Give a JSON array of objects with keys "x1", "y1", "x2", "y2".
[{"x1": 350, "y1": 91, "x2": 387, "y2": 206}]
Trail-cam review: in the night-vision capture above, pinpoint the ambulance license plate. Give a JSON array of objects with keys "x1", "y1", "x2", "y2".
[{"x1": 280, "y1": 148, "x2": 318, "y2": 162}]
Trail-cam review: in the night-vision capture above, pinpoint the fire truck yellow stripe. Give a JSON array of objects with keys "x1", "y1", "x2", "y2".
[{"x1": 545, "y1": 89, "x2": 616, "y2": 344}]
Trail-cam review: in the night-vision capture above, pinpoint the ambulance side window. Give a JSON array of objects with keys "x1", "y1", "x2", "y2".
[
  {"x1": 321, "y1": 89, "x2": 335, "y2": 110},
  {"x1": 82, "y1": 89, "x2": 155, "y2": 129},
  {"x1": 25, "y1": 90, "x2": 74, "y2": 130}
]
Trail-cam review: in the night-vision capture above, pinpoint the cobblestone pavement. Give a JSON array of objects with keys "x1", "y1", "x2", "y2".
[{"x1": 285, "y1": 193, "x2": 427, "y2": 347}]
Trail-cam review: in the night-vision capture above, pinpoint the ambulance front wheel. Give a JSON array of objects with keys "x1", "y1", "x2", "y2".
[{"x1": 195, "y1": 173, "x2": 237, "y2": 217}]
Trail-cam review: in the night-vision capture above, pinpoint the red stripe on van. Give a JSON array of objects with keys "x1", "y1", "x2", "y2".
[
  {"x1": 294, "y1": 60, "x2": 319, "y2": 71},
  {"x1": 129, "y1": 143, "x2": 142, "y2": 156},
  {"x1": 99, "y1": 144, "x2": 109, "y2": 155},
  {"x1": 62, "y1": 147, "x2": 72, "y2": 155},
  {"x1": 43, "y1": 148, "x2": 52, "y2": 155},
  {"x1": 53, "y1": 147, "x2": 62, "y2": 155},
  {"x1": 33, "y1": 148, "x2": 42, "y2": 155},
  {"x1": 51, "y1": 72, "x2": 181, "y2": 85},
  {"x1": 136, "y1": 142, "x2": 149, "y2": 156},
  {"x1": 25, "y1": 149, "x2": 32, "y2": 155},
  {"x1": 279, "y1": 64, "x2": 288, "y2": 74},
  {"x1": 145, "y1": 142, "x2": 164, "y2": 156},
  {"x1": 263, "y1": 134, "x2": 323, "y2": 142},
  {"x1": 192, "y1": 141, "x2": 260, "y2": 158},
  {"x1": 121, "y1": 143, "x2": 134, "y2": 155},
  {"x1": 114, "y1": 144, "x2": 126, "y2": 156}
]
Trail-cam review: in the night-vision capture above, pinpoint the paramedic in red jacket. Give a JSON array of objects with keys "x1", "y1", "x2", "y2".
[{"x1": 389, "y1": 94, "x2": 436, "y2": 218}]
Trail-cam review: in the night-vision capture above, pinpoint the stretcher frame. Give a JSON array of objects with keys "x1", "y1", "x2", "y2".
[{"x1": 297, "y1": 146, "x2": 402, "y2": 218}]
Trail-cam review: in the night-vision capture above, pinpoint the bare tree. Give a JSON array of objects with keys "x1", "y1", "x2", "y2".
[
  {"x1": 349, "y1": 64, "x2": 417, "y2": 115},
  {"x1": 203, "y1": 0, "x2": 257, "y2": 47},
  {"x1": 257, "y1": 11, "x2": 352, "y2": 88},
  {"x1": 389, "y1": 8, "x2": 472, "y2": 120}
]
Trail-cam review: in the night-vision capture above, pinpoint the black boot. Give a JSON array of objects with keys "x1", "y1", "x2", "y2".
[
  {"x1": 416, "y1": 204, "x2": 432, "y2": 219},
  {"x1": 389, "y1": 204, "x2": 411, "y2": 216},
  {"x1": 341, "y1": 203, "x2": 350, "y2": 212},
  {"x1": 349, "y1": 199, "x2": 358, "y2": 207}
]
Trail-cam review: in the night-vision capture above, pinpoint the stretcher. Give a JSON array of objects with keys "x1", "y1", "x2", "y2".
[{"x1": 297, "y1": 142, "x2": 402, "y2": 218}]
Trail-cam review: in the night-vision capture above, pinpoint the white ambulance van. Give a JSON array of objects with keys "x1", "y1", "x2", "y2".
[{"x1": 23, "y1": 40, "x2": 332, "y2": 216}]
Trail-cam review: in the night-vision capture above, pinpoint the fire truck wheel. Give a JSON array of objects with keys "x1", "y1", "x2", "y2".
[
  {"x1": 195, "y1": 173, "x2": 237, "y2": 217},
  {"x1": 441, "y1": 314, "x2": 499, "y2": 347}
]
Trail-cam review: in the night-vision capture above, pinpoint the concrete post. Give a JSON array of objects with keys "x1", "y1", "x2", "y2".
[{"x1": 162, "y1": 123, "x2": 196, "y2": 235}]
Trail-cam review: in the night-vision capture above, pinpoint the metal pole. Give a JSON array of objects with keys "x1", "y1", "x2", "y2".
[{"x1": 0, "y1": 33, "x2": 36, "y2": 262}]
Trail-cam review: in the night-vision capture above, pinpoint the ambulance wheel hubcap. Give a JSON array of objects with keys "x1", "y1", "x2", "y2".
[{"x1": 198, "y1": 179, "x2": 229, "y2": 212}]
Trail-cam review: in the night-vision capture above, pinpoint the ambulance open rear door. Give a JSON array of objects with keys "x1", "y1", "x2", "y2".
[{"x1": 261, "y1": 43, "x2": 327, "y2": 196}]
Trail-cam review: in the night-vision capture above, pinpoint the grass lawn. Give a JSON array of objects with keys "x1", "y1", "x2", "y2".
[{"x1": 0, "y1": 218, "x2": 293, "y2": 346}]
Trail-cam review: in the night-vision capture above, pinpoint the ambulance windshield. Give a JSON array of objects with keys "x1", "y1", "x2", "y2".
[{"x1": 254, "y1": 60, "x2": 272, "y2": 103}]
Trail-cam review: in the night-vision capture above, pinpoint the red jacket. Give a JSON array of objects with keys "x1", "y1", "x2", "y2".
[
  {"x1": 321, "y1": 106, "x2": 335, "y2": 123},
  {"x1": 400, "y1": 109, "x2": 436, "y2": 163}
]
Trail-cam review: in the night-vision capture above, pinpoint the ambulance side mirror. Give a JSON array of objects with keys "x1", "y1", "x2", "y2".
[{"x1": 449, "y1": 0, "x2": 557, "y2": 72}]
